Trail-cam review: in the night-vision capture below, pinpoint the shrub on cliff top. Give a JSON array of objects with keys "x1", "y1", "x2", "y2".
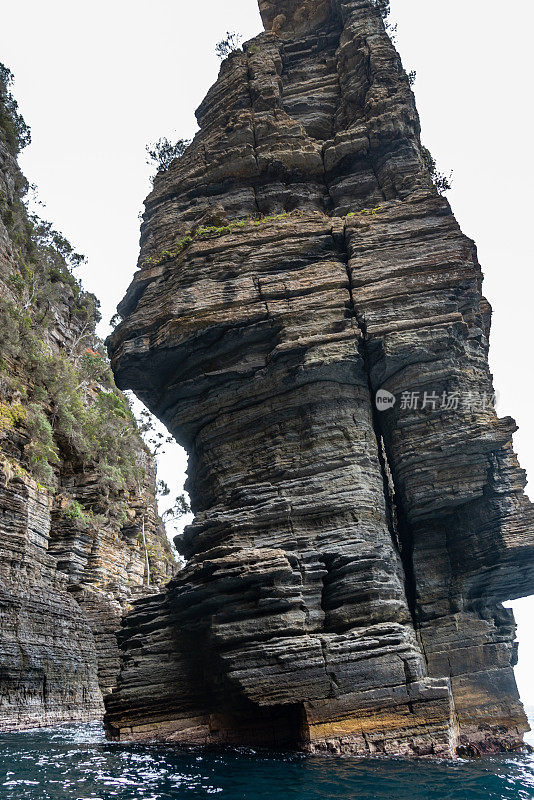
[
  {"x1": 215, "y1": 32, "x2": 242, "y2": 60},
  {"x1": 146, "y1": 137, "x2": 191, "y2": 179}
]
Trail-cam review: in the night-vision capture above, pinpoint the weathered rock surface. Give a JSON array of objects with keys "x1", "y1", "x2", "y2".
[
  {"x1": 0, "y1": 444, "x2": 173, "y2": 730},
  {"x1": 0, "y1": 69, "x2": 176, "y2": 729},
  {"x1": 0, "y1": 469, "x2": 103, "y2": 729},
  {"x1": 106, "y1": 0, "x2": 534, "y2": 756}
]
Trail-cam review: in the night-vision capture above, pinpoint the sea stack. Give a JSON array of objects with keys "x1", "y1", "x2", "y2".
[{"x1": 106, "y1": 0, "x2": 534, "y2": 756}]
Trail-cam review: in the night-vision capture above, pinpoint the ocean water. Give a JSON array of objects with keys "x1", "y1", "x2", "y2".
[{"x1": 1, "y1": 723, "x2": 534, "y2": 800}]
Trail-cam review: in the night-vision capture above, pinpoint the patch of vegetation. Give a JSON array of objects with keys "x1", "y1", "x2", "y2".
[
  {"x1": 0, "y1": 292, "x2": 143, "y2": 494},
  {"x1": 361, "y1": 206, "x2": 384, "y2": 216},
  {"x1": 146, "y1": 539, "x2": 177, "y2": 575},
  {"x1": 0, "y1": 401, "x2": 26, "y2": 435},
  {"x1": 61, "y1": 498, "x2": 92, "y2": 527},
  {"x1": 24, "y1": 402, "x2": 59, "y2": 486},
  {"x1": 215, "y1": 31, "x2": 243, "y2": 60},
  {"x1": 0, "y1": 452, "x2": 31, "y2": 486},
  {"x1": 142, "y1": 211, "x2": 297, "y2": 269},
  {"x1": 421, "y1": 145, "x2": 453, "y2": 194},
  {"x1": 344, "y1": 206, "x2": 384, "y2": 222}
]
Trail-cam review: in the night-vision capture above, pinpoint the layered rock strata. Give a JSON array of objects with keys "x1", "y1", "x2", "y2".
[
  {"x1": 0, "y1": 67, "x2": 176, "y2": 729},
  {"x1": 106, "y1": 0, "x2": 534, "y2": 755}
]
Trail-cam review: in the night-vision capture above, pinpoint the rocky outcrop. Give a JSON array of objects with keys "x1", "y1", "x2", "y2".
[
  {"x1": 0, "y1": 469, "x2": 103, "y2": 730},
  {"x1": 105, "y1": 0, "x2": 534, "y2": 756},
  {"x1": 0, "y1": 65, "x2": 176, "y2": 729}
]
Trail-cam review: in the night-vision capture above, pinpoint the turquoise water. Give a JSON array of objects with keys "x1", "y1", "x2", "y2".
[{"x1": 1, "y1": 723, "x2": 534, "y2": 800}]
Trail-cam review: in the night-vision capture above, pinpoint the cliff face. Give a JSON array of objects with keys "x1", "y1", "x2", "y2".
[
  {"x1": 0, "y1": 65, "x2": 176, "y2": 729},
  {"x1": 106, "y1": 0, "x2": 534, "y2": 756}
]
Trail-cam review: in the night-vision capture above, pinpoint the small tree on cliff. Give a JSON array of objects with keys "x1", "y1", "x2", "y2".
[
  {"x1": 146, "y1": 137, "x2": 190, "y2": 179},
  {"x1": 421, "y1": 146, "x2": 453, "y2": 195},
  {"x1": 162, "y1": 493, "x2": 191, "y2": 531},
  {"x1": 215, "y1": 32, "x2": 243, "y2": 60}
]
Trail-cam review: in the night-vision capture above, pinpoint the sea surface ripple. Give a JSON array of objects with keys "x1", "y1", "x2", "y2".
[{"x1": 1, "y1": 723, "x2": 534, "y2": 800}]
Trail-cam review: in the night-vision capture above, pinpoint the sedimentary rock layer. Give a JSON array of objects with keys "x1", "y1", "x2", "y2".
[
  {"x1": 0, "y1": 471, "x2": 103, "y2": 729},
  {"x1": 106, "y1": 0, "x2": 534, "y2": 755}
]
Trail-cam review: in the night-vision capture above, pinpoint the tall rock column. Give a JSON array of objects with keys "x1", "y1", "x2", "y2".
[{"x1": 106, "y1": 0, "x2": 534, "y2": 755}]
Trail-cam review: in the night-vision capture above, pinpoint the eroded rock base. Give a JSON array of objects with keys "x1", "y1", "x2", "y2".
[{"x1": 105, "y1": 593, "x2": 455, "y2": 757}]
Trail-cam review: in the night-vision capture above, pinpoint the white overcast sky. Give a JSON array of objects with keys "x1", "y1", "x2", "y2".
[{"x1": 1, "y1": 0, "x2": 533, "y2": 710}]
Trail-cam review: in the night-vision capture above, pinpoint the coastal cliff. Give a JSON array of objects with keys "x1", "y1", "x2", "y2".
[
  {"x1": 0, "y1": 64, "x2": 176, "y2": 730},
  {"x1": 106, "y1": 0, "x2": 534, "y2": 756}
]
